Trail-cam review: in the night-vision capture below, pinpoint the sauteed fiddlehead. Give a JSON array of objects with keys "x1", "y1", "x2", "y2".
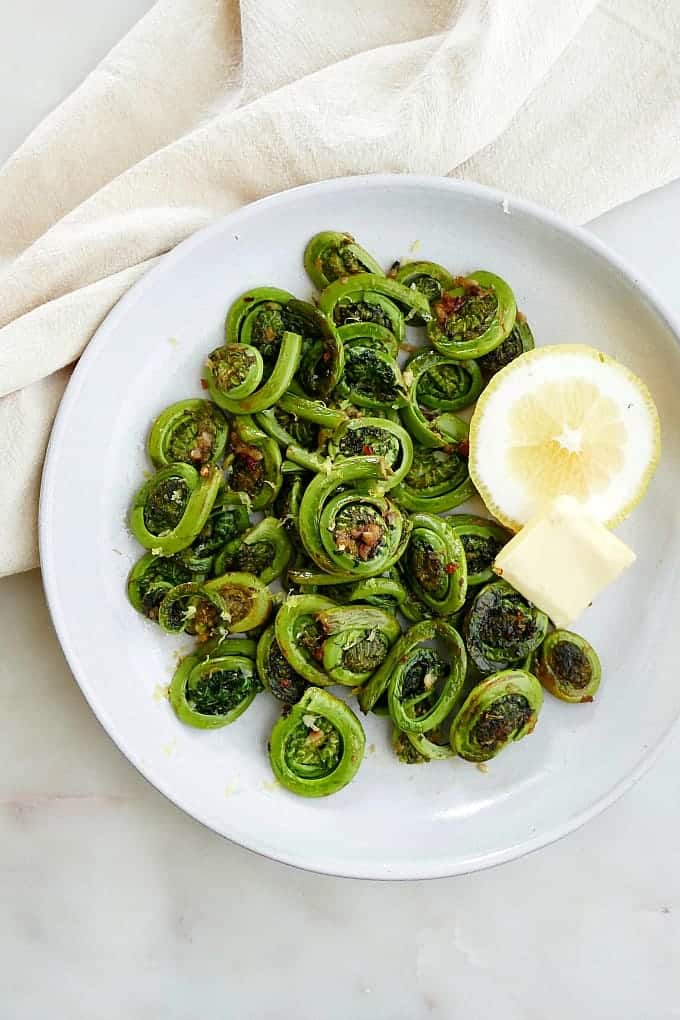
[{"x1": 126, "y1": 229, "x2": 594, "y2": 795}]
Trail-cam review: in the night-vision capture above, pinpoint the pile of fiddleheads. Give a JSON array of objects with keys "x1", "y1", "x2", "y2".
[{"x1": 126, "y1": 230, "x2": 601, "y2": 796}]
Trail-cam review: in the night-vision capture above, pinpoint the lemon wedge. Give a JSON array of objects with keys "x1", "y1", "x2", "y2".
[{"x1": 469, "y1": 344, "x2": 660, "y2": 530}]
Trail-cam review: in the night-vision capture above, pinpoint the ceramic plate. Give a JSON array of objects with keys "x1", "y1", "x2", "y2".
[{"x1": 40, "y1": 176, "x2": 680, "y2": 879}]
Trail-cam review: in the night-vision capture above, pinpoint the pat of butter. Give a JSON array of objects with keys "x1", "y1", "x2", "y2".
[{"x1": 493, "y1": 496, "x2": 636, "y2": 628}]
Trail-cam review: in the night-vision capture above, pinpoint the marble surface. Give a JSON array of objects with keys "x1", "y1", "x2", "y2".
[{"x1": 2, "y1": 4, "x2": 680, "y2": 1018}]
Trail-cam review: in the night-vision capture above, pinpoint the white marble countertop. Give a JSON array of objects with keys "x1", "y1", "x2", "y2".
[{"x1": 2, "y1": 4, "x2": 680, "y2": 1018}]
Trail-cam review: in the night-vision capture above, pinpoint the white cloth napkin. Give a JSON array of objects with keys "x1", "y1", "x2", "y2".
[{"x1": 1, "y1": 0, "x2": 679, "y2": 576}]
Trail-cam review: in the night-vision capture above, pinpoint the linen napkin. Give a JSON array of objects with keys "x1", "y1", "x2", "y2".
[{"x1": 1, "y1": 0, "x2": 679, "y2": 576}]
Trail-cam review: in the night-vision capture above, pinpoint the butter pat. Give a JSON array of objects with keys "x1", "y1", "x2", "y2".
[{"x1": 493, "y1": 496, "x2": 636, "y2": 628}]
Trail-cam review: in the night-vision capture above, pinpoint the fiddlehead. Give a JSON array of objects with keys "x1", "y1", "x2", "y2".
[
  {"x1": 400, "y1": 349, "x2": 473, "y2": 449},
  {"x1": 392, "y1": 443, "x2": 476, "y2": 514},
  {"x1": 256, "y1": 624, "x2": 308, "y2": 705},
  {"x1": 427, "y1": 271, "x2": 516, "y2": 360},
  {"x1": 327, "y1": 417, "x2": 413, "y2": 487},
  {"x1": 464, "y1": 580, "x2": 548, "y2": 675},
  {"x1": 358, "y1": 619, "x2": 466, "y2": 725},
  {"x1": 335, "y1": 323, "x2": 407, "y2": 411},
  {"x1": 157, "y1": 582, "x2": 231, "y2": 642},
  {"x1": 224, "y1": 415, "x2": 282, "y2": 510},
  {"x1": 403, "y1": 512, "x2": 468, "y2": 616},
  {"x1": 255, "y1": 406, "x2": 318, "y2": 451},
  {"x1": 147, "y1": 399, "x2": 228, "y2": 468},
  {"x1": 447, "y1": 514, "x2": 511, "y2": 586},
  {"x1": 226, "y1": 288, "x2": 343, "y2": 398},
  {"x1": 450, "y1": 669, "x2": 542, "y2": 761},
  {"x1": 477, "y1": 314, "x2": 534, "y2": 379},
  {"x1": 204, "y1": 571, "x2": 273, "y2": 633},
  {"x1": 129, "y1": 463, "x2": 222, "y2": 554},
  {"x1": 170, "y1": 638, "x2": 260, "y2": 729},
  {"x1": 287, "y1": 302, "x2": 344, "y2": 399},
  {"x1": 391, "y1": 260, "x2": 454, "y2": 326},
  {"x1": 405, "y1": 348, "x2": 483, "y2": 421},
  {"x1": 317, "y1": 273, "x2": 432, "y2": 333},
  {"x1": 297, "y1": 575, "x2": 409, "y2": 614},
  {"x1": 205, "y1": 332, "x2": 302, "y2": 414},
  {"x1": 268, "y1": 687, "x2": 366, "y2": 797},
  {"x1": 204, "y1": 343, "x2": 263, "y2": 403},
  {"x1": 274, "y1": 594, "x2": 337, "y2": 686},
  {"x1": 315, "y1": 605, "x2": 402, "y2": 686},
  {"x1": 225, "y1": 286, "x2": 296, "y2": 364},
  {"x1": 530, "y1": 630, "x2": 601, "y2": 703},
  {"x1": 213, "y1": 516, "x2": 292, "y2": 584},
  {"x1": 386, "y1": 621, "x2": 466, "y2": 734},
  {"x1": 298, "y1": 458, "x2": 411, "y2": 581},
  {"x1": 127, "y1": 553, "x2": 194, "y2": 620},
  {"x1": 182, "y1": 492, "x2": 251, "y2": 574},
  {"x1": 304, "y1": 231, "x2": 384, "y2": 290}
]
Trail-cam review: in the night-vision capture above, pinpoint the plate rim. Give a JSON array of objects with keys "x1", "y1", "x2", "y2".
[{"x1": 39, "y1": 173, "x2": 680, "y2": 880}]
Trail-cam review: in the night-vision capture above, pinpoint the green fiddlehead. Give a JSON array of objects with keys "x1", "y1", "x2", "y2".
[
  {"x1": 464, "y1": 580, "x2": 549, "y2": 675},
  {"x1": 226, "y1": 288, "x2": 344, "y2": 398},
  {"x1": 450, "y1": 669, "x2": 543, "y2": 761},
  {"x1": 427, "y1": 271, "x2": 516, "y2": 359},
  {"x1": 447, "y1": 514, "x2": 511, "y2": 586},
  {"x1": 256, "y1": 624, "x2": 308, "y2": 705},
  {"x1": 205, "y1": 332, "x2": 302, "y2": 414},
  {"x1": 406, "y1": 347, "x2": 483, "y2": 418},
  {"x1": 204, "y1": 343, "x2": 264, "y2": 403},
  {"x1": 287, "y1": 302, "x2": 344, "y2": 399},
  {"x1": 255, "y1": 406, "x2": 318, "y2": 451},
  {"x1": 213, "y1": 516, "x2": 292, "y2": 584},
  {"x1": 335, "y1": 323, "x2": 407, "y2": 411},
  {"x1": 327, "y1": 417, "x2": 413, "y2": 487},
  {"x1": 147, "y1": 399, "x2": 228, "y2": 468},
  {"x1": 392, "y1": 443, "x2": 476, "y2": 514},
  {"x1": 304, "y1": 231, "x2": 384, "y2": 290},
  {"x1": 224, "y1": 415, "x2": 282, "y2": 511},
  {"x1": 130, "y1": 463, "x2": 222, "y2": 555},
  {"x1": 403, "y1": 513, "x2": 468, "y2": 616},
  {"x1": 181, "y1": 491, "x2": 251, "y2": 574},
  {"x1": 386, "y1": 621, "x2": 466, "y2": 734},
  {"x1": 157, "y1": 582, "x2": 231, "y2": 642},
  {"x1": 338, "y1": 575, "x2": 409, "y2": 612},
  {"x1": 358, "y1": 619, "x2": 466, "y2": 725},
  {"x1": 127, "y1": 553, "x2": 194, "y2": 620},
  {"x1": 477, "y1": 314, "x2": 534, "y2": 379},
  {"x1": 315, "y1": 605, "x2": 402, "y2": 686},
  {"x1": 170, "y1": 638, "x2": 260, "y2": 729},
  {"x1": 204, "y1": 571, "x2": 273, "y2": 633},
  {"x1": 256, "y1": 390, "x2": 347, "y2": 455},
  {"x1": 298, "y1": 458, "x2": 411, "y2": 581},
  {"x1": 530, "y1": 630, "x2": 601, "y2": 703},
  {"x1": 274, "y1": 594, "x2": 338, "y2": 686},
  {"x1": 401, "y1": 349, "x2": 473, "y2": 448},
  {"x1": 225, "y1": 286, "x2": 296, "y2": 360},
  {"x1": 297, "y1": 575, "x2": 409, "y2": 614},
  {"x1": 278, "y1": 390, "x2": 348, "y2": 429},
  {"x1": 268, "y1": 687, "x2": 366, "y2": 797},
  {"x1": 317, "y1": 273, "x2": 432, "y2": 333},
  {"x1": 391, "y1": 260, "x2": 454, "y2": 326}
]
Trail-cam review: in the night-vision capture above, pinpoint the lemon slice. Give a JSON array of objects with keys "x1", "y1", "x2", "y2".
[{"x1": 469, "y1": 344, "x2": 660, "y2": 530}]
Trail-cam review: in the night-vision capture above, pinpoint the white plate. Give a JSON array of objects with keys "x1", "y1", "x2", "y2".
[{"x1": 40, "y1": 176, "x2": 680, "y2": 879}]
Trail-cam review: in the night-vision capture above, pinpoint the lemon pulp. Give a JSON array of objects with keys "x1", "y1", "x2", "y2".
[{"x1": 469, "y1": 345, "x2": 660, "y2": 530}]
